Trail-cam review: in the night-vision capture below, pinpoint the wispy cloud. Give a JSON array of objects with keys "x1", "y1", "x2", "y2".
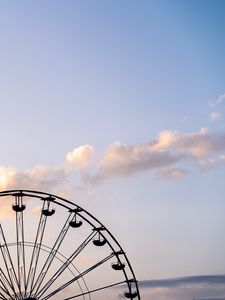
[
  {"x1": 209, "y1": 93, "x2": 225, "y2": 107},
  {"x1": 156, "y1": 167, "x2": 189, "y2": 180},
  {"x1": 209, "y1": 112, "x2": 222, "y2": 121}
]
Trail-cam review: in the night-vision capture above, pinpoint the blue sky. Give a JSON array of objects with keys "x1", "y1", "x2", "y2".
[{"x1": 0, "y1": 1, "x2": 225, "y2": 299}]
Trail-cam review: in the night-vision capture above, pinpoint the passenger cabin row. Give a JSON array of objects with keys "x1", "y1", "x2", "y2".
[{"x1": 12, "y1": 203, "x2": 138, "y2": 299}]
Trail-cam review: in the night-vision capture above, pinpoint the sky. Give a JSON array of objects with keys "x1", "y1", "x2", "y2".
[{"x1": 0, "y1": 1, "x2": 225, "y2": 299}]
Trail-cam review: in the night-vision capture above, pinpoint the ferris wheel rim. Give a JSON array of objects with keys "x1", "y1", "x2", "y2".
[{"x1": 0, "y1": 189, "x2": 141, "y2": 300}]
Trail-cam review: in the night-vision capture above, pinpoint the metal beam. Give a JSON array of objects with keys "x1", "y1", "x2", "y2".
[
  {"x1": 42, "y1": 253, "x2": 114, "y2": 300},
  {"x1": 31, "y1": 212, "x2": 73, "y2": 295},
  {"x1": 0, "y1": 224, "x2": 20, "y2": 299},
  {"x1": 36, "y1": 230, "x2": 97, "y2": 299},
  {"x1": 0, "y1": 270, "x2": 16, "y2": 300},
  {"x1": 15, "y1": 194, "x2": 26, "y2": 295},
  {"x1": 25, "y1": 200, "x2": 48, "y2": 296},
  {"x1": 64, "y1": 279, "x2": 128, "y2": 299}
]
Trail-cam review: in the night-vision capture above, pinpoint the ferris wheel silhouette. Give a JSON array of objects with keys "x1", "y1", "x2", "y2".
[{"x1": 0, "y1": 190, "x2": 140, "y2": 300}]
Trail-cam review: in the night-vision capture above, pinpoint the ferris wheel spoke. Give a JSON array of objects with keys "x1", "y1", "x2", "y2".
[
  {"x1": 0, "y1": 292, "x2": 9, "y2": 300},
  {"x1": 0, "y1": 190, "x2": 140, "y2": 300},
  {"x1": 36, "y1": 230, "x2": 97, "y2": 298},
  {"x1": 0, "y1": 268, "x2": 18, "y2": 299},
  {"x1": 64, "y1": 279, "x2": 128, "y2": 300},
  {"x1": 0, "y1": 274, "x2": 16, "y2": 300},
  {"x1": 0, "y1": 282, "x2": 10, "y2": 298},
  {"x1": 41, "y1": 253, "x2": 115, "y2": 300},
  {"x1": 0, "y1": 288, "x2": 13, "y2": 300},
  {"x1": 30, "y1": 212, "x2": 73, "y2": 295},
  {"x1": 14, "y1": 193, "x2": 26, "y2": 294},
  {"x1": 0, "y1": 225, "x2": 21, "y2": 299},
  {"x1": 0, "y1": 283, "x2": 15, "y2": 300},
  {"x1": 26, "y1": 199, "x2": 49, "y2": 295}
]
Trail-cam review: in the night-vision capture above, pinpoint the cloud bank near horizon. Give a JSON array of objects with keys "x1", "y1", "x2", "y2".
[
  {"x1": 0, "y1": 128, "x2": 225, "y2": 196},
  {"x1": 133, "y1": 275, "x2": 225, "y2": 300},
  {"x1": 139, "y1": 274, "x2": 225, "y2": 288}
]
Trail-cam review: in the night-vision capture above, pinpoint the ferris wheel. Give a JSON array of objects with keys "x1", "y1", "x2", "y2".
[{"x1": 0, "y1": 190, "x2": 140, "y2": 300}]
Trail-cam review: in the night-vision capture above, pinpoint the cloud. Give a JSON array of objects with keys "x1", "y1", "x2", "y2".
[
  {"x1": 156, "y1": 167, "x2": 188, "y2": 180},
  {"x1": 84, "y1": 128, "x2": 225, "y2": 184},
  {"x1": 170, "y1": 128, "x2": 225, "y2": 157},
  {"x1": 32, "y1": 205, "x2": 42, "y2": 216},
  {"x1": 209, "y1": 93, "x2": 225, "y2": 107},
  {"x1": 0, "y1": 145, "x2": 95, "y2": 217},
  {"x1": 149, "y1": 130, "x2": 178, "y2": 151},
  {"x1": 140, "y1": 284, "x2": 225, "y2": 300},
  {"x1": 139, "y1": 275, "x2": 225, "y2": 289},
  {"x1": 193, "y1": 299, "x2": 225, "y2": 300},
  {"x1": 98, "y1": 141, "x2": 185, "y2": 178},
  {"x1": 12, "y1": 165, "x2": 68, "y2": 192},
  {"x1": 197, "y1": 158, "x2": 219, "y2": 170},
  {"x1": 148, "y1": 128, "x2": 225, "y2": 158},
  {"x1": 0, "y1": 128, "x2": 225, "y2": 209},
  {"x1": 123, "y1": 275, "x2": 225, "y2": 300},
  {"x1": 0, "y1": 167, "x2": 18, "y2": 189},
  {"x1": 0, "y1": 145, "x2": 93, "y2": 188},
  {"x1": 66, "y1": 145, "x2": 94, "y2": 167},
  {"x1": 209, "y1": 112, "x2": 222, "y2": 121}
]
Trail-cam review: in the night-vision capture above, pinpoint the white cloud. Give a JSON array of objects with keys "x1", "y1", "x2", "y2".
[
  {"x1": 150, "y1": 130, "x2": 178, "y2": 151},
  {"x1": 0, "y1": 127, "x2": 225, "y2": 213},
  {"x1": 95, "y1": 128, "x2": 225, "y2": 181},
  {"x1": 0, "y1": 165, "x2": 69, "y2": 194},
  {"x1": 149, "y1": 128, "x2": 222, "y2": 157},
  {"x1": 152, "y1": 128, "x2": 225, "y2": 158},
  {"x1": 66, "y1": 145, "x2": 94, "y2": 167},
  {"x1": 174, "y1": 128, "x2": 221, "y2": 157},
  {"x1": 209, "y1": 112, "x2": 222, "y2": 121},
  {"x1": 98, "y1": 141, "x2": 185, "y2": 178},
  {"x1": 0, "y1": 146, "x2": 96, "y2": 218},
  {"x1": 0, "y1": 167, "x2": 18, "y2": 189},
  {"x1": 209, "y1": 93, "x2": 225, "y2": 107}
]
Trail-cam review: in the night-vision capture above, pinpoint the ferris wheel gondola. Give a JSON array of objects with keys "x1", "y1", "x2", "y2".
[{"x1": 0, "y1": 189, "x2": 140, "y2": 300}]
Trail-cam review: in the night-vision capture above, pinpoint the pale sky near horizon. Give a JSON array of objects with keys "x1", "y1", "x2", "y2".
[{"x1": 0, "y1": 1, "x2": 225, "y2": 299}]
